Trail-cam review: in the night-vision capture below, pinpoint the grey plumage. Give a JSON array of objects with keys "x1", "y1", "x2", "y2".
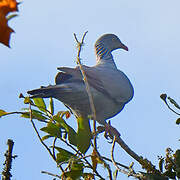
[{"x1": 27, "y1": 34, "x2": 134, "y2": 125}]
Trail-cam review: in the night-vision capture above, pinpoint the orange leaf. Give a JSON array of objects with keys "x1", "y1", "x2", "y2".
[
  {"x1": 0, "y1": 13, "x2": 14, "y2": 47},
  {"x1": 0, "y1": 0, "x2": 18, "y2": 15},
  {"x1": 0, "y1": 0, "x2": 19, "y2": 47}
]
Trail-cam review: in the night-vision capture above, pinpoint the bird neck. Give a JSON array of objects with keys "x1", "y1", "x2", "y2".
[{"x1": 95, "y1": 44, "x2": 117, "y2": 68}]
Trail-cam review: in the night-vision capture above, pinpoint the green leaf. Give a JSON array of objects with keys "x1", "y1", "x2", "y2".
[
  {"x1": 63, "y1": 170, "x2": 83, "y2": 180},
  {"x1": 48, "y1": 97, "x2": 54, "y2": 115},
  {"x1": 76, "y1": 116, "x2": 91, "y2": 154},
  {"x1": 53, "y1": 114, "x2": 77, "y2": 146},
  {"x1": 33, "y1": 98, "x2": 47, "y2": 112},
  {"x1": 21, "y1": 110, "x2": 47, "y2": 121},
  {"x1": 0, "y1": 109, "x2": 8, "y2": 117},
  {"x1": 68, "y1": 128, "x2": 77, "y2": 146},
  {"x1": 63, "y1": 161, "x2": 84, "y2": 179},
  {"x1": 24, "y1": 97, "x2": 34, "y2": 104},
  {"x1": 41, "y1": 122, "x2": 61, "y2": 138},
  {"x1": 113, "y1": 169, "x2": 118, "y2": 180},
  {"x1": 41, "y1": 135, "x2": 52, "y2": 141},
  {"x1": 55, "y1": 147, "x2": 75, "y2": 164}
]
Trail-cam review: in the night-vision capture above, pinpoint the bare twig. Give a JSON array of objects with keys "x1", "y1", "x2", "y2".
[
  {"x1": 73, "y1": 32, "x2": 97, "y2": 150},
  {"x1": 29, "y1": 103, "x2": 64, "y2": 173},
  {"x1": 101, "y1": 156, "x2": 129, "y2": 169},
  {"x1": 41, "y1": 170, "x2": 61, "y2": 179},
  {"x1": 160, "y1": 94, "x2": 180, "y2": 116},
  {"x1": 111, "y1": 137, "x2": 142, "y2": 179},
  {"x1": 111, "y1": 137, "x2": 129, "y2": 176},
  {"x1": 2, "y1": 139, "x2": 17, "y2": 180}
]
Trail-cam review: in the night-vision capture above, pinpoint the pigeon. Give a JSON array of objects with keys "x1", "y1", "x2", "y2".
[{"x1": 27, "y1": 34, "x2": 134, "y2": 126}]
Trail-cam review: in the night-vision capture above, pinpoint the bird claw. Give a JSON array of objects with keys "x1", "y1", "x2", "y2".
[
  {"x1": 104, "y1": 121, "x2": 121, "y2": 142},
  {"x1": 97, "y1": 121, "x2": 121, "y2": 143}
]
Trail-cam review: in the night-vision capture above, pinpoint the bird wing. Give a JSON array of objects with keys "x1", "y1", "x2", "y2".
[{"x1": 57, "y1": 65, "x2": 133, "y2": 104}]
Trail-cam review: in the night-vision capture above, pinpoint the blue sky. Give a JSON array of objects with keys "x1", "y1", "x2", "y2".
[{"x1": 0, "y1": 0, "x2": 180, "y2": 179}]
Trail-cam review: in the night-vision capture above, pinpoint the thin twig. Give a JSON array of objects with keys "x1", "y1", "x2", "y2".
[
  {"x1": 111, "y1": 137, "x2": 129, "y2": 176},
  {"x1": 101, "y1": 156, "x2": 130, "y2": 169},
  {"x1": 29, "y1": 103, "x2": 64, "y2": 173},
  {"x1": 41, "y1": 170, "x2": 61, "y2": 179},
  {"x1": 73, "y1": 32, "x2": 97, "y2": 150},
  {"x1": 165, "y1": 99, "x2": 180, "y2": 116},
  {"x1": 107, "y1": 166, "x2": 113, "y2": 180}
]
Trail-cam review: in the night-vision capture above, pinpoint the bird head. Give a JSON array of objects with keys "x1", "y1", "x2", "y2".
[{"x1": 95, "y1": 34, "x2": 128, "y2": 52}]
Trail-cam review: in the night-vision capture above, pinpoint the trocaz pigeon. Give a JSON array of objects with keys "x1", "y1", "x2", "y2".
[{"x1": 28, "y1": 34, "x2": 134, "y2": 125}]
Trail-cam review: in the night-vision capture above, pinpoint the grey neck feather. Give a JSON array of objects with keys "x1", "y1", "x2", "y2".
[{"x1": 95, "y1": 43, "x2": 117, "y2": 68}]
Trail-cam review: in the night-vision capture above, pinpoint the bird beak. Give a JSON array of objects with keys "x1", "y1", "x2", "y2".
[{"x1": 120, "y1": 43, "x2": 128, "y2": 51}]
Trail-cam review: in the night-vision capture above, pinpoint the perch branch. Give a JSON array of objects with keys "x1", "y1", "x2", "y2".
[
  {"x1": 111, "y1": 137, "x2": 143, "y2": 179},
  {"x1": 73, "y1": 31, "x2": 97, "y2": 150}
]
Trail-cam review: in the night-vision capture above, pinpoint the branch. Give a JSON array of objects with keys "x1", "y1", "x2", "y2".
[
  {"x1": 109, "y1": 130, "x2": 160, "y2": 174},
  {"x1": 73, "y1": 32, "x2": 97, "y2": 150},
  {"x1": 2, "y1": 139, "x2": 17, "y2": 180},
  {"x1": 41, "y1": 170, "x2": 61, "y2": 179},
  {"x1": 111, "y1": 137, "x2": 143, "y2": 179},
  {"x1": 111, "y1": 137, "x2": 130, "y2": 176},
  {"x1": 28, "y1": 103, "x2": 64, "y2": 173}
]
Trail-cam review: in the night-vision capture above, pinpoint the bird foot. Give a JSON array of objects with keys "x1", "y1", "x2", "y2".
[{"x1": 104, "y1": 122, "x2": 121, "y2": 142}]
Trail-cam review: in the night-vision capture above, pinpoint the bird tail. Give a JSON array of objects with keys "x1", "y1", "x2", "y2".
[{"x1": 27, "y1": 85, "x2": 61, "y2": 98}]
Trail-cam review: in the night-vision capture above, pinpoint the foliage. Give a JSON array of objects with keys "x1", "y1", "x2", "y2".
[{"x1": 0, "y1": 95, "x2": 179, "y2": 180}]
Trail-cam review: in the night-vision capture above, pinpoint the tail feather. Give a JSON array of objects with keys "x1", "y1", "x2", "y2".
[{"x1": 27, "y1": 85, "x2": 59, "y2": 98}]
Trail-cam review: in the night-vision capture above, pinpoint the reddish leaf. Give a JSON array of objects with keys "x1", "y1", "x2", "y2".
[
  {"x1": 0, "y1": 0, "x2": 19, "y2": 47},
  {"x1": 65, "y1": 111, "x2": 71, "y2": 119}
]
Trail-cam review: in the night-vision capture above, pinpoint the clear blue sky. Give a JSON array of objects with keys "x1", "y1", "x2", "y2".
[{"x1": 0, "y1": 0, "x2": 180, "y2": 179}]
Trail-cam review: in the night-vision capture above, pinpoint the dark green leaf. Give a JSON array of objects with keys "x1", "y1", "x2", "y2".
[
  {"x1": 160, "y1": 94, "x2": 167, "y2": 102},
  {"x1": 33, "y1": 98, "x2": 47, "y2": 112},
  {"x1": 163, "y1": 170, "x2": 176, "y2": 179},
  {"x1": 68, "y1": 128, "x2": 77, "y2": 146},
  {"x1": 71, "y1": 161, "x2": 83, "y2": 171},
  {"x1": 41, "y1": 122, "x2": 61, "y2": 138},
  {"x1": 63, "y1": 170, "x2": 83, "y2": 180},
  {"x1": 55, "y1": 147, "x2": 75, "y2": 164},
  {"x1": 159, "y1": 158, "x2": 164, "y2": 173},
  {"x1": 76, "y1": 116, "x2": 91, "y2": 154},
  {"x1": 53, "y1": 114, "x2": 77, "y2": 146},
  {"x1": 176, "y1": 118, "x2": 180, "y2": 125},
  {"x1": 0, "y1": 109, "x2": 8, "y2": 117}
]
